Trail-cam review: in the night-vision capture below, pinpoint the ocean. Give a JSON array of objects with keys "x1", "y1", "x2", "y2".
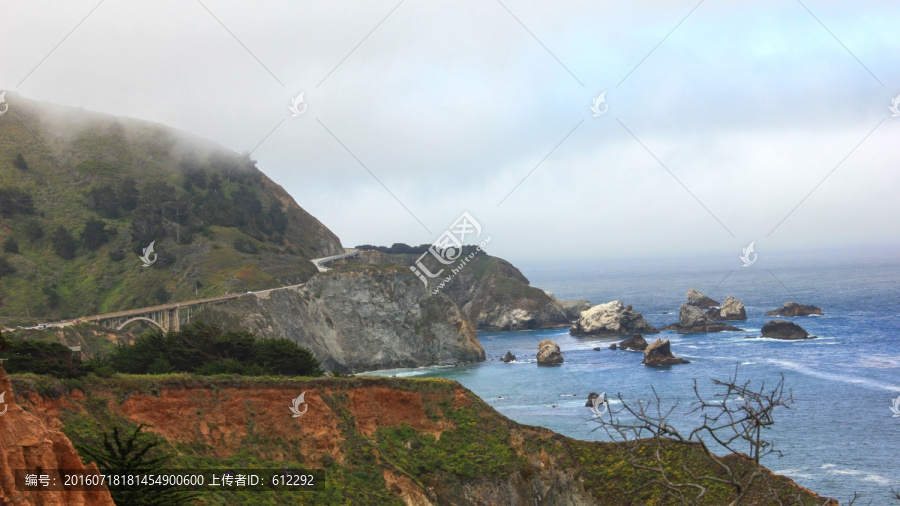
[{"x1": 369, "y1": 256, "x2": 900, "y2": 503}]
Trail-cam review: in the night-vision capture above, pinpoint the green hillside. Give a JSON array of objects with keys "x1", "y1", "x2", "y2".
[{"x1": 0, "y1": 94, "x2": 343, "y2": 323}]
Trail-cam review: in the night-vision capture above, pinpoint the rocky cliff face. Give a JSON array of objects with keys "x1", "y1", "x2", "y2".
[
  {"x1": 0, "y1": 366, "x2": 114, "y2": 505},
  {"x1": 353, "y1": 251, "x2": 576, "y2": 330},
  {"x1": 202, "y1": 265, "x2": 485, "y2": 372},
  {"x1": 10, "y1": 374, "x2": 836, "y2": 505}
]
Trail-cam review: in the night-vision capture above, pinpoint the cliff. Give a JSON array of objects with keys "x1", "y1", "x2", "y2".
[
  {"x1": 0, "y1": 366, "x2": 113, "y2": 505},
  {"x1": 198, "y1": 265, "x2": 485, "y2": 373},
  {"x1": 9, "y1": 373, "x2": 836, "y2": 505},
  {"x1": 353, "y1": 251, "x2": 577, "y2": 330}
]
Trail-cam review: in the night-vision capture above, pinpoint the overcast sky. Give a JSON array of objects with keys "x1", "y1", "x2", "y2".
[{"x1": 2, "y1": 0, "x2": 899, "y2": 267}]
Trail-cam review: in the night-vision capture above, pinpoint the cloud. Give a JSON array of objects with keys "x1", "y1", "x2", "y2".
[{"x1": 2, "y1": 0, "x2": 898, "y2": 264}]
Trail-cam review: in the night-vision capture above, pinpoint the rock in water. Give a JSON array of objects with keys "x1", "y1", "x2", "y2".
[
  {"x1": 766, "y1": 302, "x2": 823, "y2": 317},
  {"x1": 705, "y1": 295, "x2": 747, "y2": 321},
  {"x1": 643, "y1": 338, "x2": 690, "y2": 366},
  {"x1": 585, "y1": 392, "x2": 602, "y2": 407},
  {"x1": 502, "y1": 350, "x2": 517, "y2": 363},
  {"x1": 558, "y1": 299, "x2": 592, "y2": 320},
  {"x1": 570, "y1": 301, "x2": 659, "y2": 336},
  {"x1": 618, "y1": 334, "x2": 648, "y2": 351},
  {"x1": 608, "y1": 343, "x2": 617, "y2": 350},
  {"x1": 537, "y1": 339, "x2": 564, "y2": 366},
  {"x1": 686, "y1": 289, "x2": 719, "y2": 309},
  {"x1": 760, "y1": 320, "x2": 816, "y2": 340},
  {"x1": 660, "y1": 304, "x2": 743, "y2": 333}
]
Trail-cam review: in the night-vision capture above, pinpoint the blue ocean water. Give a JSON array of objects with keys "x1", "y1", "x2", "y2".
[{"x1": 370, "y1": 257, "x2": 900, "y2": 503}]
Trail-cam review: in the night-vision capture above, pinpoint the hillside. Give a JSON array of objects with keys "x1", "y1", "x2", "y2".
[
  {"x1": 0, "y1": 94, "x2": 342, "y2": 323},
  {"x1": 7, "y1": 372, "x2": 835, "y2": 505}
]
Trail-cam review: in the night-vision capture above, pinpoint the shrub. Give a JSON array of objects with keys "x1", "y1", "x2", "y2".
[
  {"x1": 12, "y1": 153, "x2": 28, "y2": 171},
  {"x1": 0, "y1": 188, "x2": 35, "y2": 216},
  {"x1": 23, "y1": 219, "x2": 43, "y2": 241},
  {"x1": 81, "y1": 219, "x2": 110, "y2": 250},
  {"x1": 2, "y1": 237, "x2": 18, "y2": 254},
  {"x1": 51, "y1": 226, "x2": 77, "y2": 259},
  {"x1": 0, "y1": 257, "x2": 15, "y2": 277},
  {"x1": 3, "y1": 340, "x2": 84, "y2": 378}
]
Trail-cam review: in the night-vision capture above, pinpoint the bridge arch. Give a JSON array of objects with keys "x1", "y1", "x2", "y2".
[{"x1": 116, "y1": 317, "x2": 166, "y2": 332}]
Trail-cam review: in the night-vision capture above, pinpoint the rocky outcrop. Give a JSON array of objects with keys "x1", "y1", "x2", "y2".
[
  {"x1": 705, "y1": 295, "x2": 747, "y2": 321},
  {"x1": 661, "y1": 304, "x2": 743, "y2": 333},
  {"x1": 643, "y1": 338, "x2": 690, "y2": 366},
  {"x1": 570, "y1": 301, "x2": 659, "y2": 336},
  {"x1": 537, "y1": 339, "x2": 563, "y2": 366},
  {"x1": 502, "y1": 351, "x2": 516, "y2": 363},
  {"x1": 0, "y1": 365, "x2": 114, "y2": 505},
  {"x1": 760, "y1": 320, "x2": 816, "y2": 340},
  {"x1": 766, "y1": 302, "x2": 823, "y2": 317},
  {"x1": 618, "y1": 334, "x2": 649, "y2": 351},
  {"x1": 355, "y1": 251, "x2": 575, "y2": 330},
  {"x1": 557, "y1": 299, "x2": 591, "y2": 320},
  {"x1": 686, "y1": 289, "x2": 719, "y2": 309},
  {"x1": 202, "y1": 266, "x2": 485, "y2": 373}
]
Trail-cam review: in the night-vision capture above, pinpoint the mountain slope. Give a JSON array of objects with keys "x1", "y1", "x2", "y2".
[{"x1": 0, "y1": 94, "x2": 342, "y2": 322}]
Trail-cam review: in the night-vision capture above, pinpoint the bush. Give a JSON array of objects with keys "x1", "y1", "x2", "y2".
[
  {"x1": 100, "y1": 322, "x2": 322, "y2": 377},
  {"x1": 12, "y1": 153, "x2": 28, "y2": 171},
  {"x1": 3, "y1": 340, "x2": 85, "y2": 378},
  {"x1": 0, "y1": 188, "x2": 35, "y2": 216},
  {"x1": 108, "y1": 249, "x2": 125, "y2": 262},
  {"x1": 51, "y1": 226, "x2": 77, "y2": 259},
  {"x1": 2, "y1": 237, "x2": 18, "y2": 254},
  {"x1": 23, "y1": 219, "x2": 43, "y2": 241},
  {"x1": 81, "y1": 219, "x2": 110, "y2": 250},
  {"x1": 0, "y1": 257, "x2": 15, "y2": 277}
]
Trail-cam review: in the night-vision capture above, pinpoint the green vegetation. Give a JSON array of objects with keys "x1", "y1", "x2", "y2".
[
  {"x1": 0, "y1": 96, "x2": 339, "y2": 321},
  {"x1": 98, "y1": 322, "x2": 323, "y2": 377},
  {"x1": 2, "y1": 339, "x2": 86, "y2": 377},
  {"x1": 76, "y1": 424, "x2": 198, "y2": 506}
]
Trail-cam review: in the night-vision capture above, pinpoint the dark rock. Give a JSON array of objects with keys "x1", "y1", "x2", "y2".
[
  {"x1": 607, "y1": 343, "x2": 616, "y2": 350},
  {"x1": 502, "y1": 350, "x2": 516, "y2": 363},
  {"x1": 594, "y1": 346, "x2": 604, "y2": 351},
  {"x1": 537, "y1": 339, "x2": 564, "y2": 366},
  {"x1": 766, "y1": 302, "x2": 823, "y2": 317},
  {"x1": 586, "y1": 392, "x2": 600, "y2": 407},
  {"x1": 570, "y1": 300, "x2": 659, "y2": 336},
  {"x1": 643, "y1": 338, "x2": 690, "y2": 366},
  {"x1": 705, "y1": 295, "x2": 747, "y2": 321},
  {"x1": 760, "y1": 320, "x2": 816, "y2": 340},
  {"x1": 686, "y1": 289, "x2": 719, "y2": 309},
  {"x1": 660, "y1": 304, "x2": 743, "y2": 333},
  {"x1": 618, "y1": 334, "x2": 648, "y2": 351}
]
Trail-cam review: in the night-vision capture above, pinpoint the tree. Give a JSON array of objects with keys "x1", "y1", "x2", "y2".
[
  {"x1": 23, "y1": 219, "x2": 43, "y2": 241},
  {"x1": 0, "y1": 188, "x2": 35, "y2": 216},
  {"x1": 0, "y1": 256, "x2": 15, "y2": 277},
  {"x1": 51, "y1": 226, "x2": 77, "y2": 259},
  {"x1": 595, "y1": 367, "x2": 794, "y2": 505},
  {"x1": 76, "y1": 425, "x2": 197, "y2": 506},
  {"x1": 2, "y1": 237, "x2": 19, "y2": 254},
  {"x1": 12, "y1": 153, "x2": 28, "y2": 171},
  {"x1": 254, "y1": 338, "x2": 323, "y2": 376},
  {"x1": 81, "y1": 219, "x2": 110, "y2": 250},
  {"x1": 3, "y1": 340, "x2": 81, "y2": 377}
]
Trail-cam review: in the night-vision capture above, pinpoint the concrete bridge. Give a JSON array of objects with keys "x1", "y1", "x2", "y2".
[
  {"x1": 33, "y1": 249, "x2": 360, "y2": 333},
  {"x1": 81, "y1": 292, "x2": 248, "y2": 333}
]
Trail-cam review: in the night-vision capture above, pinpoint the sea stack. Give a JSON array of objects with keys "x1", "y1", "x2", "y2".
[
  {"x1": 642, "y1": 338, "x2": 690, "y2": 366},
  {"x1": 537, "y1": 339, "x2": 564, "y2": 366},
  {"x1": 760, "y1": 320, "x2": 816, "y2": 340},
  {"x1": 570, "y1": 301, "x2": 659, "y2": 336},
  {"x1": 766, "y1": 302, "x2": 823, "y2": 317}
]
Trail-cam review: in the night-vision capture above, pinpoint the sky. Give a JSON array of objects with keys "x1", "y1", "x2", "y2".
[{"x1": 2, "y1": 0, "x2": 899, "y2": 267}]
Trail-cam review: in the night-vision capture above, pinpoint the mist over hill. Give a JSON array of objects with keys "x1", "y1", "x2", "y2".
[{"x1": 0, "y1": 94, "x2": 343, "y2": 322}]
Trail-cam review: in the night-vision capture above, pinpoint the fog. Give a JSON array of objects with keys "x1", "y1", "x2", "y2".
[{"x1": 2, "y1": 0, "x2": 899, "y2": 266}]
